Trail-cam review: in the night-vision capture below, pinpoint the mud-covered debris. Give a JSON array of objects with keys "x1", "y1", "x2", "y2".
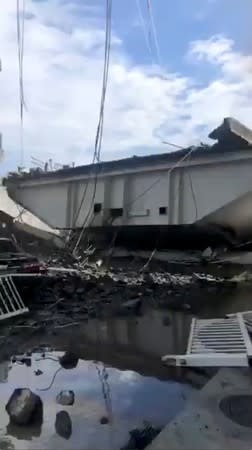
[
  {"x1": 56, "y1": 390, "x2": 75, "y2": 406},
  {"x1": 121, "y1": 423, "x2": 162, "y2": 449},
  {"x1": 118, "y1": 298, "x2": 142, "y2": 315},
  {"x1": 6, "y1": 388, "x2": 43, "y2": 426},
  {"x1": 149, "y1": 272, "x2": 192, "y2": 286},
  {"x1": 193, "y1": 273, "x2": 224, "y2": 283},
  {"x1": 12, "y1": 356, "x2": 31, "y2": 367},
  {"x1": 229, "y1": 271, "x2": 252, "y2": 283},
  {"x1": 55, "y1": 411, "x2": 72, "y2": 439},
  {"x1": 162, "y1": 316, "x2": 171, "y2": 326},
  {"x1": 59, "y1": 352, "x2": 79, "y2": 370},
  {"x1": 100, "y1": 416, "x2": 109, "y2": 425}
]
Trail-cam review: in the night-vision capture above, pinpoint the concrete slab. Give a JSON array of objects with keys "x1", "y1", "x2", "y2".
[
  {"x1": 0, "y1": 186, "x2": 64, "y2": 247},
  {"x1": 147, "y1": 368, "x2": 252, "y2": 450}
]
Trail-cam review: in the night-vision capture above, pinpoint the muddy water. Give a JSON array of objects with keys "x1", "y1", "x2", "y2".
[
  {"x1": 0, "y1": 351, "x2": 193, "y2": 450},
  {"x1": 0, "y1": 280, "x2": 252, "y2": 449}
]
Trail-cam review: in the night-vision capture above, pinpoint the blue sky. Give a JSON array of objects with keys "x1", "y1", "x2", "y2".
[
  {"x1": 116, "y1": 0, "x2": 252, "y2": 81},
  {"x1": 0, "y1": 0, "x2": 252, "y2": 175}
]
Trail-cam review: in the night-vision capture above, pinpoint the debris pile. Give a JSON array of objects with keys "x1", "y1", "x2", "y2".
[
  {"x1": 5, "y1": 254, "x2": 232, "y2": 336},
  {"x1": 122, "y1": 423, "x2": 162, "y2": 450}
]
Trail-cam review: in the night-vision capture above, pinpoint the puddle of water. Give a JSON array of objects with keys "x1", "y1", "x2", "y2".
[
  {"x1": 0, "y1": 352, "x2": 194, "y2": 450},
  {"x1": 1, "y1": 282, "x2": 250, "y2": 449}
]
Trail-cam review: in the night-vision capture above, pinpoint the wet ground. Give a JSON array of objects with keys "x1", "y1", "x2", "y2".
[
  {"x1": 1, "y1": 256, "x2": 252, "y2": 449},
  {"x1": 0, "y1": 349, "x2": 194, "y2": 450}
]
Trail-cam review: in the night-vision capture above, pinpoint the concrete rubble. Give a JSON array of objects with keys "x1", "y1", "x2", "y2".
[
  {"x1": 0, "y1": 229, "x2": 246, "y2": 336},
  {"x1": 0, "y1": 185, "x2": 64, "y2": 248},
  {"x1": 14, "y1": 257, "x2": 232, "y2": 326},
  {"x1": 209, "y1": 117, "x2": 252, "y2": 147},
  {"x1": 1, "y1": 218, "x2": 252, "y2": 449}
]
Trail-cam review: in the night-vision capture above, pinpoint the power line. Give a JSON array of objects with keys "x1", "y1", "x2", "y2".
[
  {"x1": 135, "y1": 0, "x2": 153, "y2": 60},
  {"x1": 73, "y1": 145, "x2": 197, "y2": 253},
  {"x1": 162, "y1": 140, "x2": 184, "y2": 149},
  {"x1": 125, "y1": 145, "x2": 197, "y2": 209},
  {"x1": 146, "y1": 0, "x2": 162, "y2": 66},
  {"x1": 71, "y1": 0, "x2": 112, "y2": 232},
  {"x1": 16, "y1": 0, "x2": 26, "y2": 167},
  {"x1": 73, "y1": 0, "x2": 113, "y2": 254}
]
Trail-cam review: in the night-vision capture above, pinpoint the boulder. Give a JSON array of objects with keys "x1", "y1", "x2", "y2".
[
  {"x1": 56, "y1": 390, "x2": 75, "y2": 406},
  {"x1": 6, "y1": 388, "x2": 43, "y2": 426},
  {"x1": 55, "y1": 411, "x2": 72, "y2": 440}
]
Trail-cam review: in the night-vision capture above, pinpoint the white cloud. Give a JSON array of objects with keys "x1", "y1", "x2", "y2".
[
  {"x1": 187, "y1": 35, "x2": 252, "y2": 129},
  {"x1": 0, "y1": 1, "x2": 252, "y2": 173}
]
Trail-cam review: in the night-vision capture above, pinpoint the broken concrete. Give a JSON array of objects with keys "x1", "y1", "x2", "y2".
[
  {"x1": 209, "y1": 117, "x2": 252, "y2": 147},
  {"x1": 0, "y1": 186, "x2": 64, "y2": 248}
]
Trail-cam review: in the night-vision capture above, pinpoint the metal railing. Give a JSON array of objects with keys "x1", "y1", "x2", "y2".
[{"x1": 0, "y1": 275, "x2": 28, "y2": 320}]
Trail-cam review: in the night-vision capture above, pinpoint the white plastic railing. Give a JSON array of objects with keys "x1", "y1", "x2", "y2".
[
  {"x1": 162, "y1": 313, "x2": 252, "y2": 367},
  {"x1": 0, "y1": 275, "x2": 28, "y2": 320}
]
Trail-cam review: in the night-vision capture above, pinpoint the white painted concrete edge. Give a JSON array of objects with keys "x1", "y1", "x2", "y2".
[{"x1": 147, "y1": 368, "x2": 252, "y2": 450}]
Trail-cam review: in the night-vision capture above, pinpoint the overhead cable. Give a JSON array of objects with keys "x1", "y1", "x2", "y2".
[
  {"x1": 146, "y1": 0, "x2": 162, "y2": 66},
  {"x1": 16, "y1": 0, "x2": 26, "y2": 166},
  {"x1": 135, "y1": 0, "x2": 153, "y2": 60},
  {"x1": 125, "y1": 145, "x2": 197, "y2": 209},
  {"x1": 161, "y1": 140, "x2": 184, "y2": 149},
  {"x1": 73, "y1": 0, "x2": 112, "y2": 254}
]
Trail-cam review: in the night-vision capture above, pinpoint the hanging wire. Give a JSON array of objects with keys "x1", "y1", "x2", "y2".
[
  {"x1": 37, "y1": 367, "x2": 63, "y2": 391},
  {"x1": 16, "y1": 0, "x2": 26, "y2": 167},
  {"x1": 72, "y1": 0, "x2": 112, "y2": 254},
  {"x1": 135, "y1": 0, "x2": 153, "y2": 61},
  {"x1": 95, "y1": 363, "x2": 113, "y2": 423},
  {"x1": 146, "y1": 0, "x2": 162, "y2": 66},
  {"x1": 124, "y1": 146, "x2": 197, "y2": 210}
]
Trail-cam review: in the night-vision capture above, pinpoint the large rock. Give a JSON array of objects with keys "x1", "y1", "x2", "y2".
[
  {"x1": 6, "y1": 388, "x2": 43, "y2": 426},
  {"x1": 56, "y1": 390, "x2": 75, "y2": 406},
  {"x1": 55, "y1": 411, "x2": 72, "y2": 440}
]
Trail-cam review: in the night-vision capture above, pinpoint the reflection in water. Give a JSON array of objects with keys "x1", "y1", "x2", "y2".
[
  {"x1": 7, "y1": 421, "x2": 42, "y2": 440},
  {"x1": 0, "y1": 438, "x2": 15, "y2": 450},
  {"x1": 55, "y1": 411, "x2": 72, "y2": 440},
  {"x1": 82, "y1": 310, "x2": 192, "y2": 357},
  {"x1": 0, "y1": 352, "x2": 194, "y2": 450},
  {"x1": 1, "y1": 283, "x2": 249, "y2": 448},
  {"x1": 0, "y1": 361, "x2": 11, "y2": 383}
]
